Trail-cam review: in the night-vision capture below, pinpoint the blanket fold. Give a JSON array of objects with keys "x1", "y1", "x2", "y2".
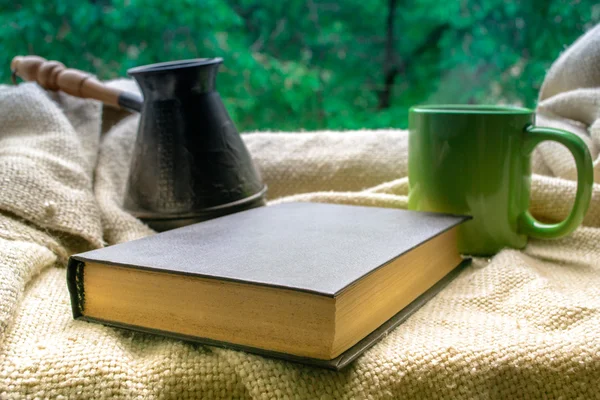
[
  {"x1": 0, "y1": 83, "x2": 103, "y2": 250},
  {"x1": 1, "y1": 25, "x2": 600, "y2": 400}
]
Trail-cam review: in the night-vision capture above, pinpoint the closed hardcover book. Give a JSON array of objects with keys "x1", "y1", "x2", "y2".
[{"x1": 67, "y1": 202, "x2": 470, "y2": 370}]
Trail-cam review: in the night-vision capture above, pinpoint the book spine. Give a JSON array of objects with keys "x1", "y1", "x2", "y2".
[{"x1": 66, "y1": 257, "x2": 86, "y2": 319}]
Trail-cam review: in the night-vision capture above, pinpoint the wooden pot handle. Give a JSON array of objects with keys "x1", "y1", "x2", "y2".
[{"x1": 11, "y1": 55, "x2": 124, "y2": 108}]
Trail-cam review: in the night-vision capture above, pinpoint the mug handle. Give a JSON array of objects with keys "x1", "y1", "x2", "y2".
[{"x1": 518, "y1": 125, "x2": 594, "y2": 239}]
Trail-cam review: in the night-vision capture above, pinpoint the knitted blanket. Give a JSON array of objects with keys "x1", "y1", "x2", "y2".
[{"x1": 1, "y1": 25, "x2": 599, "y2": 399}]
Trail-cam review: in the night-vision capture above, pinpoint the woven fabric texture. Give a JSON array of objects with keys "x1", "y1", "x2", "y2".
[{"x1": 1, "y1": 26, "x2": 600, "y2": 399}]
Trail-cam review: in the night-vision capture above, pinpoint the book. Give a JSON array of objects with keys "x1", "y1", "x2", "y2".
[{"x1": 67, "y1": 202, "x2": 470, "y2": 370}]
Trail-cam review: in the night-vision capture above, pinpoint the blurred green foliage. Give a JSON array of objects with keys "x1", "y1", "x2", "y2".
[{"x1": 1, "y1": 0, "x2": 598, "y2": 131}]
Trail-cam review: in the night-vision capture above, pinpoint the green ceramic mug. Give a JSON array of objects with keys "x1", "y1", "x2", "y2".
[{"x1": 408, "y1": 105, "x2": 594, "y2": 256}]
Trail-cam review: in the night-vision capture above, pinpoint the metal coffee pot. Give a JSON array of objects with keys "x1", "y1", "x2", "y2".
[{"x1": 11, "y1": 56, "x2": 267, "y2": 231}]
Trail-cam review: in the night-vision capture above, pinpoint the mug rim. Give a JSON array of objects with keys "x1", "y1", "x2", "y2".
[{"x1": 410, "y1": 104, "x2": 532, "y2": 115}]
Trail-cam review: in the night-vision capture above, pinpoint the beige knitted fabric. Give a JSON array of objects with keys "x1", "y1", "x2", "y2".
[{"x1": 1, "y1": 27, "x2": 600, "y2": 399}]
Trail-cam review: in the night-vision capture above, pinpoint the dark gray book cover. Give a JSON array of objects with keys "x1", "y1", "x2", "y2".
[{"x1": 67, "y1": 202, "x2": 470, "y2": 370}]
